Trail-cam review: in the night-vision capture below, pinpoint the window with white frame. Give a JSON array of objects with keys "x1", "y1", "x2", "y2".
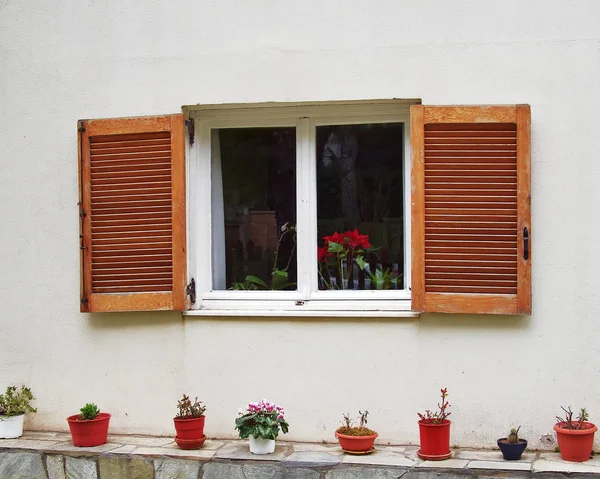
[{"x1": 187, "y1": 102, "x2": 413, "y2": 313}]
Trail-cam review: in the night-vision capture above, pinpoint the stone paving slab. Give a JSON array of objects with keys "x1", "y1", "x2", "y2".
[
  {"x1": 3, "y1": 432, "x2": 600, "y2": 478},
  {"x1": 416, "y1": 458, "x2": 469, "y2": 469},
  {"x1": 457, "y1": 449, "x2": 538, "y2": 462},
  {"x1": 466, "y1": 459, "x2": 532, "y2": 471},
  {"x1": 341, "y1": 448, "x2": 416, "y2": 467},
  {"x1": 215, "y1": 442, "x2": 292, "y2": 461},
  {"x1": 46, "y1": 441, "x2": 123, "y2": 456},
  {"x1": 283, "y1": 451, "x2": 342, "y2": 467},
  {"x1": 131, "y1": 445, "x2": 217, "y2": 460}
]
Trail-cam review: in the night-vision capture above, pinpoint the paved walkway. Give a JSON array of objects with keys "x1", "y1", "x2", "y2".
[{"x1": 2, "y1": 431, "x2": 600, "y2": 478}]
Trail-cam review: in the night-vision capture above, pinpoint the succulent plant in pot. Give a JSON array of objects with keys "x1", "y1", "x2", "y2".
[
  {"x1": 497, "y1": 426, "x2": 527, "y2": 460},
  {"x1": 0, "y1": 385, "x2": 37, "y2": 439},
  {"x1": 173, "y1": 394, "x2": 207, "y2": 450},
  {"x1": 335, "y1": 410, "x2": 377, "y2": 453},
  {"x1": 417, "y1": 388, "x2": 452, "y2": 461},
  {"x1": 554, "y1": 406, "x2": 597, "y2": 462},
  {"x1": 66, "y1": 403, "x2": 111, "y2": 447},
  {"x1": 235, "y1": 399, "x2": 289, "y2": 454}
]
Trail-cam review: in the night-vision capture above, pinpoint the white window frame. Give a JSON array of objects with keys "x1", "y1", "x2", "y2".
[{"x1": 185, "y1": 100, "x2": 418, "y2": 317}]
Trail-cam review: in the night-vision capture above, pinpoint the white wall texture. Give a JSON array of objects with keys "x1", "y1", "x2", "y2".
[{"x1": 1, "y1": 0, "x2": 600, "y2": 449}]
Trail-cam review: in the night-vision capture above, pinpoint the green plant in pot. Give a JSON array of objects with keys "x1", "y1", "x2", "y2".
[
  {"x1": 173, "y1": 394, "x2": 207, "y2": 449},
  {"x1": 0, "y1": 385, "x2": 37, "y2": 439},
  {"x1": 554, "y1": 406, "x2": 597, "y2": 462},
  {"x1": 335, "y1": 410, "x2": 378, "y2": 453},
  {"x1": 417, "y1": 388, "x2": 452, "y2": 461},
  {"x1": 497, "y1": 426, "x2": 528, "y2": 460},
  {"x1": 67, "y1": 403, "x2": 111, "y2": 447},
  {"x1": 235, "y1": 399, "x2": 289, "y2": 454}
]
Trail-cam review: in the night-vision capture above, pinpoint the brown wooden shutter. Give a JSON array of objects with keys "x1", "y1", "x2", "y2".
[
  {"x1": 411, "y1": 105, "x2": 531, "y2": 314},
  {"x1": 78, "y1": 114, "x2": 186, "y2": 312}
]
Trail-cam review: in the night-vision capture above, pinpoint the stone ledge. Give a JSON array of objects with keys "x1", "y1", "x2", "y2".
[{"x1": 2, "y1": 432, "x2": 600, "y2": 478}]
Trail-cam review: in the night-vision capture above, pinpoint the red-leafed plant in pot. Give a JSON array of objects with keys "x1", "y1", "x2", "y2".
[
  {"x1": 417, "y1": 388, "x2": 451, "y2": 461},
  {"x1": 554, "y1": 406, "x2": 597, "y2": 462},
  {"x1": 66, "y1": 403, "x2": 111, "y2": 447},
  {"x1": 335, "y1": 410, "x2": 378, "y2": 453},
  {"x1": 173, "y1": 394, "x2": 207, "y2": 449}
]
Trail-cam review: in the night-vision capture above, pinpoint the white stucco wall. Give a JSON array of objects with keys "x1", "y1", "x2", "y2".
[{"x1": 2, "y1": 0, "x2": 600, "y2": 449}]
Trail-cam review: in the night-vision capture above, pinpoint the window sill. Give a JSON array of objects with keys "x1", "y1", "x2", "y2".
[{"x1": 183, "y1": 309, "x2": 420, "y2": 319}]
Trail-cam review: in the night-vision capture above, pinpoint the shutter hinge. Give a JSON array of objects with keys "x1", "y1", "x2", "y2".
[
  {"x1": 80, "y1": 298, "x2": 89, "y2": 304},
  {"x1": 185, "y1": 119, "x2": 195, "y2": 147},
  {"x1": 186, "y1": 278, "x2": 196, "y2": 304},
  {"x1": 78, "y1": 202, "x2": 87, "y2": 219}
]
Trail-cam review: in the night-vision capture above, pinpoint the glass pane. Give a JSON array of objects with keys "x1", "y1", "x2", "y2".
[
  {"x1": 316, "y1": 124, "x2": 404, "y2": 290},
  {"x1": 212, "y1": 128, "x2": 296, "y2": 291}
]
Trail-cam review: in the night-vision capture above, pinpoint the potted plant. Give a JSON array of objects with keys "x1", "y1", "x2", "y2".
[
  {"x1": 497, "y1": 426, "x2": 527, "y2": 460},
  {"x1": 173, "y1": 394, "x2": 207, "y2": 449},
  {"x1": 335, "y1": 410, "x2": 377, "y2": 453},
  {"x1": 554, "y1": 406, "x2": 597, "y2": 462},
  {"x1": 235, "y1": 399, "x2": 289, "y2": 454},
  {"x1": 66, "y1": 403, "x2": 111, "y2": 447},
  {"x1": 417, "y1": 388, "x2": 452, "y2": 460},
  {"x1": 0, "y1": 385, "x2": 37, "y2": 439}
]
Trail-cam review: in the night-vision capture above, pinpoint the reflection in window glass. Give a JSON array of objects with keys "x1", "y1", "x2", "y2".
[
  {"x1": 316, "y1": 124, "x2": 404, "y2": 290},
  {"x1": 212, "y1": 128, "x2": 296, "y2": 291}
]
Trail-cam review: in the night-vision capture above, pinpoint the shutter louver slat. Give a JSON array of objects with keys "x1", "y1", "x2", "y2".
[
  {"x1": 411, "y1": 105, "x2": 531, "y2": 315},
  {"x1": 79, "y1": 114, "x2": 186, "y2": 312}
]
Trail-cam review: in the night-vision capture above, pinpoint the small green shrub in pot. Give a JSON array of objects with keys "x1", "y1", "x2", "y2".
[
  {"x1": 66, "y1": 402, "x2": 111, "y2": 447},
  {"x1": 78, "y1": 403, "x2": 100, "y2": 421},
  {"x1": 0, "y1": 385, "x2": 37, "y2": 439},
  {"x1": 0, "y1": 385, "x2": 37, "y2": 417}
]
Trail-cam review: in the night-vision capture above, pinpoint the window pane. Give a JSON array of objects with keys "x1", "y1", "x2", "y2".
[
  {"x1": 212, "y1": 128, "x2": 297, "y2": 291},
  {"x1": 316, "y1": 124, "x2": 404, "y2": 290}
]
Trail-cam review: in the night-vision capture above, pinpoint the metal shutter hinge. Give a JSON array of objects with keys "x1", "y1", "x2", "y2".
[
  {"x1": 185, "y1": 119, "x2": 195, "y2": 147},
  {"x1": 186, "y1": 278, "x2": 196, "y2": 304}
]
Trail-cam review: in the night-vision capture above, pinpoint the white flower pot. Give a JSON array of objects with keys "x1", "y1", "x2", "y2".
[
  {"x1": 0, "y1": 414, "x2": 25, "y2": 438},
  {"x1": 249, "y1": 434, "x2": 275, "y2": 454}
]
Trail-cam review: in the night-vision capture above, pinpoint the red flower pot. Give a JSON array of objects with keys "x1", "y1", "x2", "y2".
[
  {"x1": 554, "y1": 422, "x2": 597, "y2": 462},
  {"x1": 335, "y1": 432, "x2": 378, "y2": 452},
  {"x1": 417, "y1": 419, "x2": 451, "y2": 460},
  {"x1": 173, "y1": 416, "x2": 205, "y2": 441},
  {"x1": 175, "y1": 435, "x2": 207, "y2": 450},
  {"x1": 66, "y1": 413, "x2": 111, "y2": 447}
]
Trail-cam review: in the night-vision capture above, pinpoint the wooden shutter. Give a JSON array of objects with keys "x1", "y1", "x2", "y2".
[
  {"x1": 78, "y1": 114, "x2": 186, "y2": 312},
  {"x1": 411, "y1": 105, "x2": 531, "y2": 314}
]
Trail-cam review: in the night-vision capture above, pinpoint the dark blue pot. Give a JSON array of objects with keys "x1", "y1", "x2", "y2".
[{"x1": 497, "y1": 438, "x2": 527, "y2": 460}]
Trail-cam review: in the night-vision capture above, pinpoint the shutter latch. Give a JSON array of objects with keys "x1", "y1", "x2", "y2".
[
  {"x1": 185, "y1": 119, "x2": 195, "y2": 147},
  {"x1": 186, "y1": 278, "x2": 196, "y2": 304}
]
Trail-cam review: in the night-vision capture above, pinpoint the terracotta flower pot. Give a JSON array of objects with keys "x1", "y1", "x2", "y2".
[
  {"x1": 66, "y1": 412, "x2": 111, "y2": 447},
  {"x1": 554, "y1": 422, "x2": 597, "y2": 462},
  {"x1": 417, "y1": 419, "x2": 451, "y2": 460},
  {"x1": 335, "y1": 431, "x2": 378, "y2": 452},
  {"x1": 173, "y1": 416, "x2": 205, "y2": 441}
]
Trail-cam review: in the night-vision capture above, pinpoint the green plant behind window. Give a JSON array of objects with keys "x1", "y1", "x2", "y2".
[
  {"x1": 0, "y1": 385, "x2": 37, "y2": 417},
  {"x1": 230, "y1": 224, "x2": 296, "y2": 291},
  {"x1": 78, "y1": 403, "x2": 100, "y2": 421}
]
